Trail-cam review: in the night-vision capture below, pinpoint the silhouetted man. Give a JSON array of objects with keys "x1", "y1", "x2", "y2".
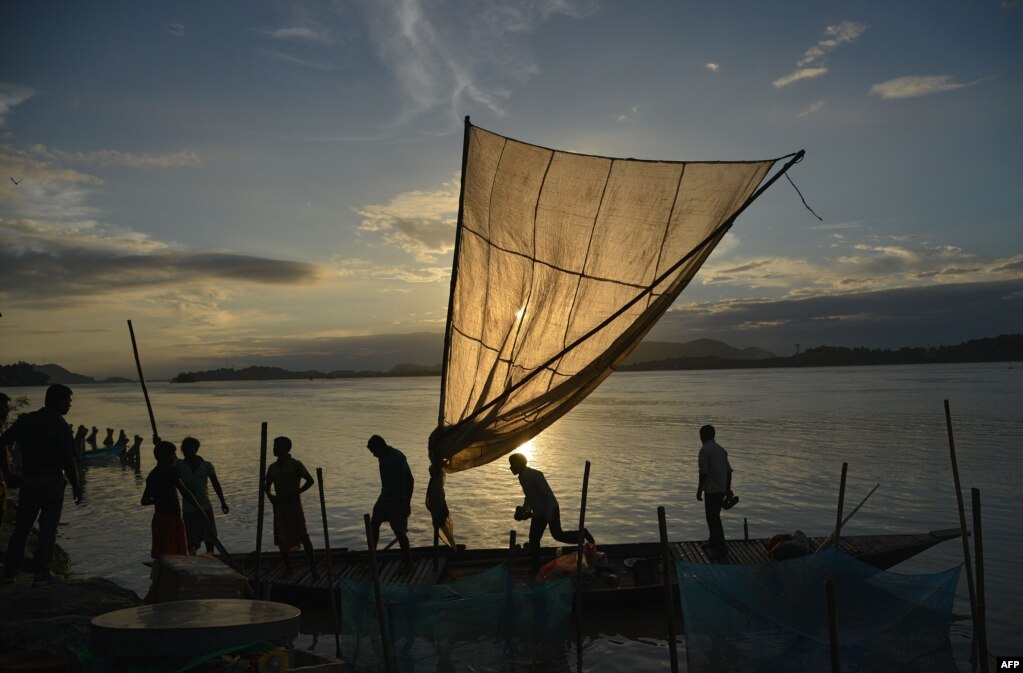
[
  {"x1": 1, "y1": 384, "x2": 82, "y2": 586},
  {"x1": 176, "y1": 436, "x2": 229, "y2": 555},
  {"x1": 264, "y1": 436, "x2": 317, "y2": 577},
  {"x1": 696, "y1": 424, "x2": 733, "y2": 559},
  {"x1": 509, "y1": 453, "x2": 594, "y2": 575},
  {"x1": 367, "y1": 434, "x2": 414, "y2": 572},
  {"x1": 0, "y1": 393, "x2": 10, "y2": 525}
]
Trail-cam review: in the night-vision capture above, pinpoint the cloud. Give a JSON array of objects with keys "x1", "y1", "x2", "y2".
[
  {"x1": 0, "y1": 83, "x2": 35, "y2": 128},
  {"x1": 773, "y1": 67, "x2": 828, "y2": 89},
  {"x1": 255, "y1": 49, "x2": 336, "y2": 71},
  {"x1": 333, "y1": 257, "x2": 450, "y2": 283},
  {"x1": 1, "y1": 142, "x2": 324, "y2": 309},
  {"x1": 796, "y1": 21, "x2": 866, "y2": 67},
  {"x1": 869, "y1": 75, "x2": 982, "y2": 99},
  {"x1": 355, "y1": 173, "x2": 459, "y2": 262},
  {"x1": 259, "y1": 26, "x2": 334, "y2": 44},
  {"x1": 700, "y1": 233, "x2": 1023, "y2": 296},
  {"x1": 0, "y1": 221, "x2": 326, "y2": 307},
  {"x1": 705, "y1": 63, "x2": 719, "y2": 72},
  {"x1": 26, "y1": 144, "x2": 201, "y2": 168},
  {"x1": 655, "y1": 279, "x2": 1023, "y2": 353},
  {"x1": 614, "y1": 106, "x2": 640, "y2": 123},
  {"x1": 357, "y1": 0, "x2": 596, "y2": 129},
  {"x1": 798, "y1": 101, "x2": 825, "y2": 117},
  {"x1": 774, "y1": 21, "x2": 865, "y2": 88},
  {"x1": 167, "y1": 23, "x2": 185, "y2": 37}
]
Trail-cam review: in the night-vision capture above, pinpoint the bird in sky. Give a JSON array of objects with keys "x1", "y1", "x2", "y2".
[{"x1": 10, "y1": 177, "x2": 22, "y2": 185}]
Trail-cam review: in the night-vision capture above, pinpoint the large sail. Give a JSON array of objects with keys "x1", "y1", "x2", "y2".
[{"x1": 431, "y1": 119, "x2": 801, "y2": 473}]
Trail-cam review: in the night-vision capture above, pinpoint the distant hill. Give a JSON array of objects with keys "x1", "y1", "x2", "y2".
[
  {"x1": 624, "y1": 339, "x2": 775, "y2": 364},
  {"x1": 0, "y1": 362, "x2": 133, "y2": 386},
  {"x1": 171, "y1": 362, "x2": 442, "y2": 383},
  {"x1": 35, "y1": 364, "x2": 97, "y2": 384}
]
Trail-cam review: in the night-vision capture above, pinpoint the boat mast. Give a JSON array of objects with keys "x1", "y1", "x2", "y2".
[{"x1": 437, "y1": 116, "x2": 472, "y2": 431}]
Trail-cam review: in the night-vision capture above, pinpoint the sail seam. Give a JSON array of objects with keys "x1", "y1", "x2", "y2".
[
  {"x1": 502, "y1": 150, "x2": 555, "y2": 392},
  {"x1": 649, "y1": 164, "x2": 687, "y2": 309},
  {"x1": 457, "y1": 224, "x2": 651, "y2": 290},
  {"x1": 460, "y1": 136, "x2": 510, "y2": 421}
]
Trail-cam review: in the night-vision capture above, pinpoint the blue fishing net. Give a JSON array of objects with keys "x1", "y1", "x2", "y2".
[
  {"x1": 338, "y1": 564, "x2": 573, "y2": 672},
  {"x1": 677, "y1": 548, "x2": 961, "y2": 673}
]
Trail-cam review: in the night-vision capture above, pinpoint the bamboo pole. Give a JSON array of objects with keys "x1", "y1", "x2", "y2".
[
  {"x1": 364, "y1": 513, "x2": 393, "y2": 673},
  {"x1": 945, "y1": 399, "x2": 978, "y2": 668},
  {"x1": 658, "y1": 506, "x2": 680, "y2": 673},
  {"x1": 972, "y1": 488, "x2": 988, "y2": 673},
  {"x1": 816, "y1": 483, "x2": 880, "y2": 552},
  {"x1": 126, "y1": 320, "x2": 153, "y2": 473},
  {"x1": 255, "y1": 422, "x2": 268, "y2": 596},
  {"x1": 317, "y1": 468, "x2": 342, "y2": 658},
  {"x1": 574, "y1": 460, "x2": 591, "y2": 673},
  {"x1": 825, "y1": 580, "x2": 841, "y2": 672},
  {"x1": 831, "y1": 463, "x2": 848, "y2": 548},
  {"x1": 126, "y1": 321, "x2": 248, "y2": 590}
]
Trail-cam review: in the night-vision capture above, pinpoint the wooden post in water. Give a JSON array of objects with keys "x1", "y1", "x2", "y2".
[
  {"x1": 255, "y1": 422, "x2": 268, "y2": 597},
  {"x1": 126, "y1": 320, "x2": 154, "y2": 474},
  {"x1": 507, "y1": 529, "x2": 517, "y2": 566},
  {"x1": 658, "y1": 507, "x2": 680, "y2": 673},
  {"x1": 972, "y1": 488, "x2": 989, "y2": 673},
  {"x1": 317, "y1": 468, "x2": 342, "y2": 658},
  {"x1": 832, "y1": 463, "x2": 848, "y2": 548},
  {"x1": 825, "y1": 580, "x2": 841, "y2": 672},
  {"x1": 574, "y1": 460, "x2": 591, "y2": 673},
  {"x1": 743, "y1": 517, "x2": 749, "y2": 542},
  {"x1": 364, "y1": 513, "x2": 393, "y2": 673},
  {"x1": 945, "y1": 399, "x2": 978, "y2": 667}
]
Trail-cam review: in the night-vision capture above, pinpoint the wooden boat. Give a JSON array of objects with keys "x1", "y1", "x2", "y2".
[
  {"x1": 234, "y1": 528, "x2": 961, "y2": 610},
  {"x1": 81, "y1": 444, "x2": 126, "y2": 462}
]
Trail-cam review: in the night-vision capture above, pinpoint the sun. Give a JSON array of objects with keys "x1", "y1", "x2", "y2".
[{"x1": 514, "y1": 438, "x2": 536, "y2": 463}]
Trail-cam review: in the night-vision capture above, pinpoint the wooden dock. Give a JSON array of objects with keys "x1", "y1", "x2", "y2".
[
  {"x1": 246, "y1": 552, "x2": 447, "y2": 590},
  {"x1": 235, "y1": 529, "x2": 960, "y2": 608}
]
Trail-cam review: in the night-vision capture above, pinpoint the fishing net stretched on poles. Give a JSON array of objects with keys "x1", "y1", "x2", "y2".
[
  {"x1": 338, "y1": 564, "x2": 573, "y2": 672},
  {"x1": 677, "y1": 549, "x2": 961, "y2": 673},
  {"x1": 431, "y1": 119, "x2": 802, "y2": 473}
]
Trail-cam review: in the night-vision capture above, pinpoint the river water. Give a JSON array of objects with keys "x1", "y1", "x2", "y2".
[{"x1": 8, "y1": 362, "x2": 1021, "y2": 666}]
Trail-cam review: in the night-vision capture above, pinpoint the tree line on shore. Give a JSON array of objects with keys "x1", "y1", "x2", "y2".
[
  {"x1": 3, "y1": 334, "x2": 1019, "y2": 386},
  {"x1": 617, "y1": 334, "x2": 1023, "y2": 372}
]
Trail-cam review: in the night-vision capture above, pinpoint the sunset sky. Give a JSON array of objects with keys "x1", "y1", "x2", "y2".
[{"x1": 2, "y1": 1, "x2": 1022, "y2": 379}]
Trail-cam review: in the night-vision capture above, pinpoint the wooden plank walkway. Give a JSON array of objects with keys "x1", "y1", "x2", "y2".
[
  {"x1": 248, "y1": 554, "x2": 447, "y2": 589},
  {"x1": 673, "y1": 536, "x2": 859, "y2": 565}
]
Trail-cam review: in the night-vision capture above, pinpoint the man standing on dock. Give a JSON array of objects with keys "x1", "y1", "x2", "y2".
[
  {"x1": 367, "y1": 434, "x2": 414, "y2": 573},
  {"x1": 264, "y1": 436, "x2": 317, "y2": 578},
  {"x1": 696, "y1": 424, "x2": 733, "y2": 560},
  {"x1": 0, "y1": 384, "x2": 82, "y2": 586},
  {"x1": 509, "y1": 453, "x2": 594, "y2": 576},
  {"x1": 176, "y1": 436, "x2": 229, "y2": 556}
]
